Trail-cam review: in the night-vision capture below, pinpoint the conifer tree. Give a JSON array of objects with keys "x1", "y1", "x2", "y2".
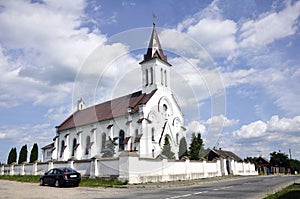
[
  {"x1": 178, "y1": 137, "x2": 188, "y2": 159},
  {"x1": 18, "y1": 144, "x2": 28, "y2": 164},
  {"x1": 102, "y1": 136, "x2": 117, "y2": 158},
  {"x1": 161, "y1": 136, "x2": 175, "y2": 159},
  {"x1": 189, "y1": 133, "x2": 204, "y2": 160},
  {"x1": 29, "y1": 143, "x2": 38, "y2": 163},
  {"x1": 7, "y1": 147, "x2": 17, "y2": 164}
]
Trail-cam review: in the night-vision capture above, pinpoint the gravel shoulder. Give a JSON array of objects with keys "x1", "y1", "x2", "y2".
[{"x1": 0, "y1": 180, "x2": 131, "y2": 199}]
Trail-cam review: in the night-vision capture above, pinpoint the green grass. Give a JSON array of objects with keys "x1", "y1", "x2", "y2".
[
  {"x1": 264, "y1": 183, "x2": 300, "y2": 199},
  {"x1": 0, "y1": 175, "x2": 40, "y2": 183},
  {"x1": 0, "y1": 175, "x2": 128, "y2": 187}
]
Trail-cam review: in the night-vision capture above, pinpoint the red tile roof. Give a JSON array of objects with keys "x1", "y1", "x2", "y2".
[{"x1": 57, "y1": 90, "x2": 157, "y2": 131}]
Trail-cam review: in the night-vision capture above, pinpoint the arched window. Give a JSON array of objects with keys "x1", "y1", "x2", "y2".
[
  {"x1": 161, "y1": 68, "x2": 164, "y2": 85},
  {"x1": 145, "y1": 69, "x2": 149, "y2": 86},
  {"x1": 60, "y1": 140, "x2": 65, "y2": 158},
  {"x1": 119, "y1": 130, "x2": 125, "y2": 151},
  {"x1": 72, "y1": 138, "x2": 77, "y2": 157},
  {"x1": 151, "y1": 128, "x2": 155, "y2": 141},
  {"x1": 164, "y1": 70, "x2": 167, "y2": 87},
  {"x1": 85, "y1": 136, "x2": 90, "y2": 155},
  {"x1": 150, "y1": 67, "x2": 153, "y2": 85},
  {"x1": 101, "y1": 133, "x2": 106, "y2": 150}
]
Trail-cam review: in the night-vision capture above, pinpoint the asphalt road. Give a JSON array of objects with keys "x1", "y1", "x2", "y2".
[
  {"x1": 0, "y1": 175, "x2": 299, "y2": 199},
  {"x1": 115, "y1": 175, "x2": 300, "y2": 199}
]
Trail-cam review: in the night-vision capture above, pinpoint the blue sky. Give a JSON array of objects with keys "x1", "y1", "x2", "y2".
[{"x1": 0, "y1": 0, "x2": 300, "y2": 163}]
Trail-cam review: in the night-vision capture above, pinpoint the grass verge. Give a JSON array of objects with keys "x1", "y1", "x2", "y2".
[
  {"x1": 264, "y1": 183, "x2": 300, "y2": 199},
  {"x1": 0, "y1": 175, "x2": 127, "y2": 187}
]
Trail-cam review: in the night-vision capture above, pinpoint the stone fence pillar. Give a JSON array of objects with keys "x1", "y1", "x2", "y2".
[
  {"x1": 33, "y1": 162, "x2": 38, "y2": 175},
  {"x1": 10, "y1": 163, "x2": 15, "y2": 176},
  {"x1": 0, "y1": 164, "x2": 4, "y2": 175},
  {"x1": 90, "y1": 156, "x2": 99, "y2": 179},
  {"x1": 48, "y1": 161, "x2": 53, "y2": 171}
]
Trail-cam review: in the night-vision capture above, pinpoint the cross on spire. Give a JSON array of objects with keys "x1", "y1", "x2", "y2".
[{"x1": 153, "y1": 13, "x2": 157, "y2": 26}]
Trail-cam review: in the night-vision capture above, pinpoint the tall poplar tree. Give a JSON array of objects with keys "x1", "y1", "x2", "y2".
[
  {"x1": 7, "y1": 147, "x2": 17, "y2": 164},
  {"x1": 161, "y1": 136, "x2": 175, "y2": 159},
  {"x1": 189, "y1": 133, "x2": 204, "y2": 160},
  {"x1": 18, "y1": 144, "x2": 28, "y2": 164},
  {"x1": 178, "y1": 137, "x2": 188, "y2": 159},
  {"x1": 29, "y1": 143, "x2": 39, "y2": 163}
]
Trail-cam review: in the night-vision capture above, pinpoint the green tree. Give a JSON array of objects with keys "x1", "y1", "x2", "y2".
[
  {"x1": 18, "y1": 144, "x2": 28, "y2": 164},
  {"x1": 244, "y1": 156, "x2": 258, "y2": 164},
  {"x1": 189, "y1": 133, "x2": 204, "y2": 160},
  {"x1": 289, "y1": 159, "x2": 300, "y2": 174},
  {"x1": 178, "y1": 137, "x2": 188, "y2": 159},
  {"x1": 102, "y1": 136, "x2": 117, "y2": 158},
  {"x1": 7, "y1": 147, "x2": 17, "y2": 164},
  {"x1": 270, "y1": 151, "x2": 289, "y2": 168},
  {"x1": 29, "y1": 143, "x2": 38, "y2": 163},
  {"x1": 161, "y1": 136, "x2": 175, "y2": 159}
]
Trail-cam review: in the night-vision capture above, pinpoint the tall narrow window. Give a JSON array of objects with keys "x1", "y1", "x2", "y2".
[
  {"x1": 60, "y1": 140, "x2": 65, "y2": 158},
  {"x1": 150, "y1": 67, "x2": 154, "y2": 85},
  {"x1": 151, "y1": 128, "x2": 155, "y2": 141},
  {"x1": 101, "y1": 133, "x2": 106, "y2": 150},
  {"x1": 161, "y1": 68, "x2": 164, "y2": 85},
  {"x1": 119, "y1": 130, "x2": 125, "y2": 151},
  {"x1": 72, "y1": 138, "x2": 77, "y2": 157},
  {"x1": 85, "y1": 136, "x2": 90, "y2": 155},
  {"x1": 135, "y1": 129, "x2": 138, "y2": 137},
  {"x1": 164, "y1": 70, "x2": 167, "y2": 87},
  {"x1": 145, "y1": 69, "x2": 149, "y2": 86},
  {"x1": 176, "y1": 133, "x2": 179, "y2": 145}
]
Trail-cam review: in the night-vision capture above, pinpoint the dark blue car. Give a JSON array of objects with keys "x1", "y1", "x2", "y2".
[{"x1": 40, "y1": 167, "x2": 81, "y2": 187}]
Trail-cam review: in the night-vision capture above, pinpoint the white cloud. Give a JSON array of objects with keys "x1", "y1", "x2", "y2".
[
  {"x1": 206, "y1": 114, "x2": 239, "y2": 131},
  {"x1": 239, "y1": 1, "x2": 300, "y2": 48},
  {"x1": 233, "y1": 115, "x2": 300, "y2": 141},
  {"x1": 0, "y1": 0, "x2": 129, "y2": 108},
  {"x1": 186, "y1": 18, "x2": 237, "y2": 56},
  {"x1": 233, "y1": 120, "x2": 267, "y2": 138},
  {"x1": 231, "y1": 115, "x2": 300, "y2": 158}
]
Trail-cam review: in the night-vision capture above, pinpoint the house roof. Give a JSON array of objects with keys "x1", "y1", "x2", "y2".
[
  {"x1": 206, "y1": 148, "x2": 243, "y2": 162},
  {"x1": 42, "y1": 142, "x2": 54, "y2": 150},
  {"x1": 257, "y1": 156, "x2": 270, "y2": 165},
  {"x1": 140, "y1": 23, "x2": 171, "y2": 66},
  {"x1": 56, "y1": 89, "x2": 157, "y2": 131}
]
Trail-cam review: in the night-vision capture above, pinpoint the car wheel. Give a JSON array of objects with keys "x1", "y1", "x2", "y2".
[
  {"x1": 39, "y1": 179, "x2": 44, "y2": 186},
  {"x1": 54, "y1": 179, "x2": 60, "y2": 187},
  {"x1": 74, "y1": 183, "x2": 79, "y2": 187}
]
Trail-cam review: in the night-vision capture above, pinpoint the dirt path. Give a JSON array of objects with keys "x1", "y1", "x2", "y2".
[{"x1": 0, "y1": 180, "x2": 133, "y2": 199}]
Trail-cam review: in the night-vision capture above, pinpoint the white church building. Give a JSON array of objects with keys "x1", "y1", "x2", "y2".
[
  {"x1": 42, "y1": 23, "x2": 186, "y2": 162},
  {"x1": 1, "y1": 24, "x2": 257, "y2": 183}
]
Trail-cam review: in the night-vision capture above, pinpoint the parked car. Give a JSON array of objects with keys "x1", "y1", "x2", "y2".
[{"x1": 40, "y1": 167, "x2": 81, "y2": 187}]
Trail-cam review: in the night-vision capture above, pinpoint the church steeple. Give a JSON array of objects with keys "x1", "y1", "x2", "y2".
[
  {"x1": 140, "y1": 22, "x2": 172, "y2": 94},
  {"x1": 140, "y1": 23, "x2": 171, "y2": 65}
]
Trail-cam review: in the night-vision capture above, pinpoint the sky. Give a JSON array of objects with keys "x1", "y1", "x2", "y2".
[{"x1": 0, "y1": 0, "x2": 300, "y2": 163}]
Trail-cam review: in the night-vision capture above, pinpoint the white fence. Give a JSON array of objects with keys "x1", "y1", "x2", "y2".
[{"x1": 0, "y1": 152, "x2": 257, "y2": 184}]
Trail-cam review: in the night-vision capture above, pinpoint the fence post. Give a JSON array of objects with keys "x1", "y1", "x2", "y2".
[
  {"x1": 68, "y1": 160, "x2": 74, "y2": 169},
  {"x1": 10, "y1": 163, "x2": 15, "y2": 176},
  {"x1": 21, "y1": 163, "x2": 25, "y2": 175},
  {"x1": 33, "y1": 162, "x2": 38, "y2": 175},
  {"x1": 90, "y1": 156, "x2": 99, "y2": 178},
  {"x1": 48, "y1": 161, "x2": 53, "y2": 171},
  {"x1": 0, "y1": 164, "x2": 4, "y2": 175}
]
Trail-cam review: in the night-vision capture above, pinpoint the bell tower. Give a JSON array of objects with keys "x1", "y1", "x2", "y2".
[{"x1": 139, "y1": 22, "x2": 172, "y2": 94}]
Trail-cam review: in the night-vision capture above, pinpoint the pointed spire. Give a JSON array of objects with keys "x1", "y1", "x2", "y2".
[{"x1": 140, "y1": 22, "x2": 170, "y2": 65}]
